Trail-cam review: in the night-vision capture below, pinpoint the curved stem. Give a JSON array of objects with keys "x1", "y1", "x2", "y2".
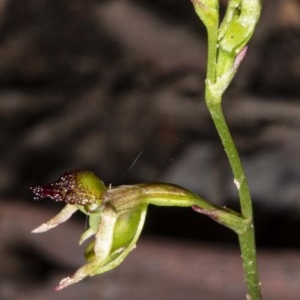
[
  {"x1": 206, "y1": 102, "x2": 261, "y2": 299},
  {"x1": 202, "y1": 3, "x2": 262, "y2": 295},
  {"x1": 206, "y1": 103, "x2": 252, "y2": 218}
]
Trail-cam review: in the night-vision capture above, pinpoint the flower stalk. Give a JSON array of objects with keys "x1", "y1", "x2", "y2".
[{"x1": 191, "y1": 0, "x2": 262, "y2": 299}]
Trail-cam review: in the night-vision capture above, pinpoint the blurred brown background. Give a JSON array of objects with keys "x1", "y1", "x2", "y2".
[{"x1": 1, "y1": 0, "x2": 300, "y2": 299}]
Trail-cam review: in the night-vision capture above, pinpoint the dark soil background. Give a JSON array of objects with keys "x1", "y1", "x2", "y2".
[{"x1": 1, "y1": 0, "x2": 300, "y2": 299}]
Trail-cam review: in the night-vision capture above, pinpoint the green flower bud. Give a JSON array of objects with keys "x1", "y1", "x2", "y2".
[
  {"x1": 216, "y1": 0, "x2": 261, "y2": 80},
  {"x1": 218, "y1": 0, "x2": 261, "y2": 54}
]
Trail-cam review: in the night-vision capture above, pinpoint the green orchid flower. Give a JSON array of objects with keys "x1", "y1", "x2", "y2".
[{"x1": 31, "y1": 170, "x2": 248, "y2": 290}]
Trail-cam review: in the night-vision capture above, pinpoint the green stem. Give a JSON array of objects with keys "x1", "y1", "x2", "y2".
[
  {"x1": 206, "y1": 102, "x2": 262, "y2": 299},
  {"x1": 203, "y1": 9, "x2": 262, "y2": 298},
  {"x1": 206, "y1": 103, "x2": 252, "y2": 218}
]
